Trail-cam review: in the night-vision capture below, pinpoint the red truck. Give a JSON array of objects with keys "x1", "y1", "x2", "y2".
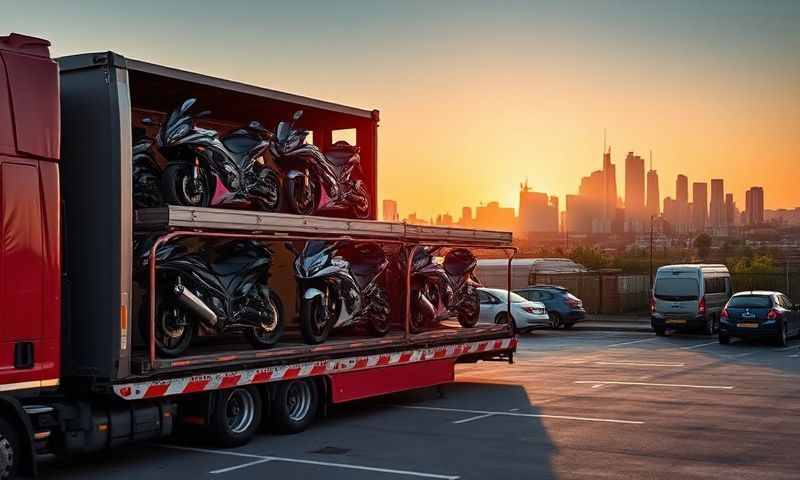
[{"x1": 0, "y1": 33, "x2": 516, "y2": 478}]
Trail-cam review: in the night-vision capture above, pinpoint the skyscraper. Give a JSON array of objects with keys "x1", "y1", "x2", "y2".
[
  {"x1": 745, "y1": 187, "x2": 764, "y2": 225},
  {"x1": 624, "y1": 152, "x2": 645, "y2": 231},
  {"x1": 674, "y1": 174, "x2": 689, "y2": 231},
  {"x1": 709, "y1": 179, "x2": 725, "y2": 228},
  {"x1": 646, "y1": 168, "x2": 660, "y2": 217},
  {"x1": 725, "y1": 193, "x2": 735, "y2": 226},
  {"x1": 382, "y1": 199, "x2": 398, "y2": 221},
  {"x1": 459, "y1": 206, "x2": 473, "y2": 227},
  {"x1": 603, "y1": 147, "x2": 617, "y2": 223},
  {"x1": 676, "y1": 175, "x2": 688, "y2": 204},
  {"x1": 692, "y1": 182, "x2": 708, "y2": 232},
  {"x1": 518, "y1": 179, "x2": 558, "y2": 234}
]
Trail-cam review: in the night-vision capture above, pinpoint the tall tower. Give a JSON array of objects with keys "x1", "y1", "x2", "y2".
[
  {"x1": 624, "y1": 152, "x2": 645, "y2": 230},
  {"x1": 676, "y1": 175, "x2": 688, "y2": 204},
  {"x1": 603, "y1": 147, "x2": 617, "y2": 223},
  {"x1": 745, "y1": 186, "x2": 764, "y2": 225},
  {"x1": 646, "y1": 151, "x2": 659, "y2": 217},
  {"x1": 692, "y1": 182, "x2": 708, "y2": 232},
  {"x1": 709, "y1": 179, "x2": 725, "y2": 228}
]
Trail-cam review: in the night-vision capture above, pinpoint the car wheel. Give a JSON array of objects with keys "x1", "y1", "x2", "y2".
[
  {"x1": 494, "y1": 312, "x2": 514, "y2": 330},
  {"x1": 562, "y1": 322, "x2": 574, "y2": 330},
  {"x1": 704, "y1": 317, "x2": 715, "y2": 336},
  {"x1": 776, "y1": 323, "x2": 788, "y2": 347},
  {"x1": 718, "y1": 333, "x2": 731, "y2": 345},
  {"x1": 654, "y1": 326, "x2": 666, "y2": 336},
  {"x1": 548, "y1": 312, "x2": 561, "y2": 329}
]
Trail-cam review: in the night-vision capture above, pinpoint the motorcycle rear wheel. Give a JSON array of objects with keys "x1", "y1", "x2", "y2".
[
  {"x1": 245, "y1": 289, "x2": 284, "y2": 348},
  {"x1": 366, "y1": 287, "x2": 391, "y2": 337},
  {"x1": 161, "y1": 162, "x2": 214, "y2": 207},
  {"x1": 300, "y1": 294, "x2": 336, "y2": 344},
  {"x1": 350, "y1": 180, "x2": 370, "y2": 219},
  {"x1": 285, "y1": 174, "x2": 318, "y2": 216},
  {"x1": 252, "y1": 167, "x2": 281, "y2": 212}
]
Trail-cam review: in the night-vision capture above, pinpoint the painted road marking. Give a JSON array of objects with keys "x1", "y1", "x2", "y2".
[
  {"x1": 575, "y1": 380, "x2": 733, "y2": 390},
  {"x1": 159, "y1": 444, "x2": 460, "y2": 479},
  {"x1": 680, "y1": 341, "x2": 719, "y2": 350},
  {"x1": 594, "y1": 361, "x2": 685, "y2": 367},
  {"x1": 774, "y1": 346, "x2": 798, "y2": 352},
  {"x1": 607, "y1": 338, "x2": 657, "y2": 348},
  {"x1": 452, "y1": 413, "x2": 495, "y2": 424},
  {"x1": 395, "y1": 405, "x2": 643, "y2": 425}
]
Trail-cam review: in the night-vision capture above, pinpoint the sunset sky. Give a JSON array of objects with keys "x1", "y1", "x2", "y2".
[{"x1": 3, "y1": 0, "x2": 798, "y2": 219}]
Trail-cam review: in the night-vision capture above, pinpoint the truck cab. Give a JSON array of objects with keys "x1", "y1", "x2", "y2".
[{"x1": 0, "y1": 33, "x2": 61, "y2": 394}]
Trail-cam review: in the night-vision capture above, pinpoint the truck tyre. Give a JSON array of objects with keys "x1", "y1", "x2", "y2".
[
  {"x1": 0, "y1": 418, "x2": 19, "y2": 480},
  {"x1": 210, "y1": 387, "x2": 262, "y2": 448},
  {"x1": 270, "y1": 379, "x2": 319, "y2": 434}
]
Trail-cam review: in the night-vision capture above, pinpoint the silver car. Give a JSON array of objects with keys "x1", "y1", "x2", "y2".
[{"x1": 477, "y1": 287, "x2": 550, "y2": 333}]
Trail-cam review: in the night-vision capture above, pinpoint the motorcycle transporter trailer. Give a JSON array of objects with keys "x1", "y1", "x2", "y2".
[{"x1": 0, "y1": 33, "x2": 516, "y2": 478}]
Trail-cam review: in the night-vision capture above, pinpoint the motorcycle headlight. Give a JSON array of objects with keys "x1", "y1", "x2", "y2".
[{"x1": 284, "y1": 135, "x2": 301, "y2": 152}]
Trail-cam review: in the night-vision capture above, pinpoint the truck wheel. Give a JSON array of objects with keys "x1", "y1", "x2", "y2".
[
  {"x1": 0, "y1": 418, "x2": 19, "y2": 480},
  {"x1": 210, "y1": 387, "x2": 262, "y2": 448},
  {"x1": 270, "y1": 379, "x2": 319, "y2": 434}
]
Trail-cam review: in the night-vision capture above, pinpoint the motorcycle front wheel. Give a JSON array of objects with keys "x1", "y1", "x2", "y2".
[
  {"x1": 245, "y1": 288, "x2": 284, "y2": 348},
  {"x1": 161, "y1": 162, "x2": 214, "y2": 207},
  {"x1": 366, "y1": 287, "x2": 391, "y2": 337},
  {"x1": 285, "y1": 173, "x2": 318, "y2": 216},
  {"x1": 251, "y1": 167, "x2": 281, "y2": 212},
  {"x1": 457, "y1": 288, "x2": 480, "y2": 328},
  {"x1": 300, "y1": 294, "x2": 336, "y2": 344},
  {"x1": 147, "y1": 297, "x2": 195, "y2": 358}
]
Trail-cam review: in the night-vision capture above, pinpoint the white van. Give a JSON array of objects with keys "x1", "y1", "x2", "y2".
[{"x1": 651, "y1": 264, "x2": 732, "y2": 335}]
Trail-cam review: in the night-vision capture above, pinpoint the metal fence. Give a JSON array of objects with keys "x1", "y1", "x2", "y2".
[{"x1": 730, "y1": 273, "x2": 799, "y2": 300}]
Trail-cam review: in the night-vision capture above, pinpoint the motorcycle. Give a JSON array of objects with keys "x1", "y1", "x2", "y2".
[
  {"x1": 132, "y1": 132, "x2": 164, "y2": 209},
  {"x1": 405, "y1": 246, "x2": 481, "y2": 332},
  {"x1": 146, "y1": 98, "x2": 280, "y2": 211},
  {"x1": 287, "y1": 240, "x2": 390, "y2": 344},
  {"x1": 269, "y1": 110, "x2": 370, "y2": 219},
  {"x1": 136, "y1": 238, "x2": 284, "y2": 357}
]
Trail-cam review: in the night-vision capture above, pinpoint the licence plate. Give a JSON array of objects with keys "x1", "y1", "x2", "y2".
[
  {"x1": 737, "y1": 322, "x2": 759, "y2": 328},
  {"x1": 666, "y1": 319, "x2": 687, "y2": 325}
]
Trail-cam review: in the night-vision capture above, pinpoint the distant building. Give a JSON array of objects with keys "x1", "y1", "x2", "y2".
[
  {"x1": 405, "y1": 212, "x2": 428, "y2": 225},
  {"x1": 518, "y1": 179, "x2": 558, "y2": 235},
  {"x1": 602, "y1": 148, "x2": 618, "y2": 224},
  {"x1": 435, "y1": 213, "x2": 454, "y2": 226},
  {"x1": 624, "y1": 152, "x2": 646, "y2": 231},
  {"x1": 692, "y1": 182, "x2": 708, "y2": 232},
  {"x1": 475, "y1": 201, "x2": 516, "y2": 231},
  {"x1": 646, "y1": 168, "x2": 660, "y2": 217},
  {"x1": 745, "y1": 186, "x2": 764, "y2": 225},
  {"x1": 565, "y1": 194, "x2": 592, "y2": 233},
  {"x1": 709, "y1": 179, "x2": 725, "y2": 228},
  {"x1": 459, "y1": 206, "x2": 473, "y2": 227},
  {"x1": 382, "y1": 199, "x2": 399, "y2": 222},
  {"x1": 725, "y1": 193, "x2": 736, "y2": 226}
]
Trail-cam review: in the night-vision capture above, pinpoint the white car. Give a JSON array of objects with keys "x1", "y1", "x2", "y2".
[{"x1": 477, "y1": 287, "x2": 550, "y2": 333}]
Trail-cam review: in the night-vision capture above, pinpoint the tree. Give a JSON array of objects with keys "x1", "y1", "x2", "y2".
[
  {"x1": 693, "y1": 233, "x2": 712, "y2": 261},
  {"x1": 569, "y1": 246, "x2": 607, "y2": 270}
]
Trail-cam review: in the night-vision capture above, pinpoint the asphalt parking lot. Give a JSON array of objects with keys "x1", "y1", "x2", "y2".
[{"x1": 36, "y1": 326, "x2": 800, "y2": 480}]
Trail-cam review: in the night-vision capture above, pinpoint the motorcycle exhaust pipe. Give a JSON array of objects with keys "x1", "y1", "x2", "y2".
[{"x1": 174, "y1": 284, "x2": 218, "y2": 326}]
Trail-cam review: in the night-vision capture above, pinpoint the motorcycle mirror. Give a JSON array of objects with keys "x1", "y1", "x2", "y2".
[
  {"x1": 292, "y1": 110, "x2": 303, "y2": 121},
  {"x1": 141, "y1": 117, "x2": 155, "y2": 126},
  {"x1": 180, "y1": 98, "x2": 197, "y2": 113},
  {"x1": 195, "y1": 110, "x2": 212, "y2": 118}
]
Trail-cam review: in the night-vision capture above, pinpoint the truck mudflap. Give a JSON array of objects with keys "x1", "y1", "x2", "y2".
[{"x1": 113, "y1": 337, "x2": 516, "y2": 401}]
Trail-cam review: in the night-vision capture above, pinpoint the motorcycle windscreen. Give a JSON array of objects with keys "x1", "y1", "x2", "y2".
[{"x1": 443, "y1": 248, "x2": 476, "y2": 276}]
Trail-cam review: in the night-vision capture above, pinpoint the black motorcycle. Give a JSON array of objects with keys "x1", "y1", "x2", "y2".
[
  {"x1": 136, "y1": 238, "x2": 284, "y2": 357},
  {"x1": 406, "y1": 247, "x2": 481, "y2": 332},
  {"x1": 147, "y1": 98, "x2": 280, "y2": 211},
  {"x1": 269, "y1": 110, "x2": 370, "y2": 219},
  {"x1": 132, "y1": 132, "x2": 164, "y2": 209},
  {"x1": 287, "y1": 240, "x2": 390, "y2": 344}
]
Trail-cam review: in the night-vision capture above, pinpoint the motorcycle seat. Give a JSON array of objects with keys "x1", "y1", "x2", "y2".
[{"x1": 222, "y1": 131, "x2": 263, "y2": 155}]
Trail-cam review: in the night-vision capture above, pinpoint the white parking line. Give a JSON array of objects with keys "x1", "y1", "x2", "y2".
[
  {"x1": 159, "y1": 444, "x2": 460, "y2": 479},
  {"x1": 774, "y1": 346, "x2": 798, "y2": 352},
  {"x1": 395, "y1": 405, "x2": 643, "y2": 425},
  {"x1": 607, "y1": 338, "x2": 656, "y2": 348},
  {"x1": 452, "y1": 413, "x2": 495, "y2": 424},
  {"x1": 680, "y1": 341, "x2": 718, "y2": 350},
  {"x1": 594, "y1": 361, "x2": 685, "y2": 367},
  {"x1": 575, "y1": 381, "x2": 733, "y2": 390}
]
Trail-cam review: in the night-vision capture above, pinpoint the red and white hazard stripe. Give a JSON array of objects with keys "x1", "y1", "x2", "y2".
[{"x1": 113, "y1": 337, "x2": 515, "y2": 400}]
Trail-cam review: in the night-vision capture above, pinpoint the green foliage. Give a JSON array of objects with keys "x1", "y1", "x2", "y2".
[
  {"x1": 693, "y1": 233, "x2": 712, "y2": 260},
  {"x1": 568, "y1": 246, "x2": 608, "y2": 270},
  {"x1": 728, "y1": 255, "x2": 778, "y2": 274}
]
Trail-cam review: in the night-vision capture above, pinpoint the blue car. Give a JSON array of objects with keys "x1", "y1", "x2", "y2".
[
  {"x1": 513, "y1": 285, "x2": 586, "y2": 329},
  {"x1": 719, "y1": 291, "x2": 800, "y2": 346}
]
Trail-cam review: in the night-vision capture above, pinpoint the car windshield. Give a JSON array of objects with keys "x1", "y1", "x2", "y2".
[
  {"x1": 654, "y1": 278, "x2": 699, "y2": 301},
  {"x1": 728, "y1": 295, "x2": 772, "y2": 308},
  {"x1": 509, "y1": 292, "x2": 527, "y2": 303}
]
